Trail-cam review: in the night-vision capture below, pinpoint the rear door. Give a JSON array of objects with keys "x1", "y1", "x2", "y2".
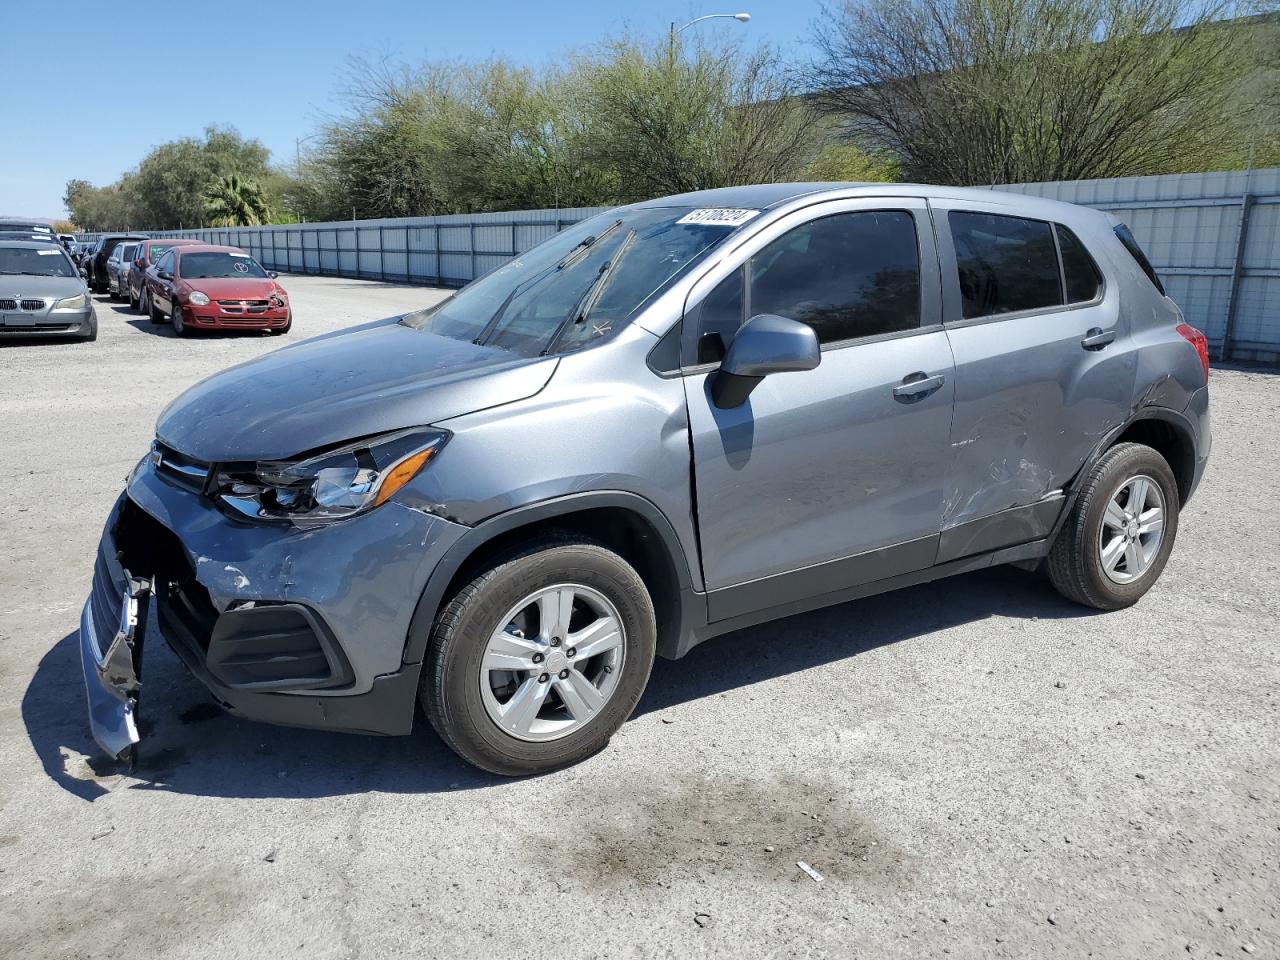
[
  {"x1": 682, "y1": 198, "x2": 955, "y2": 620},
  {"x1": 930, "y1": 200, "x2": 1136, "y2": 561}
]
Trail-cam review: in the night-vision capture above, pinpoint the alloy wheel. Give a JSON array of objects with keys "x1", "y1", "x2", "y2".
[
  {"x1": 479, "y1": 583, "x2": 626, "y2": 742},
  {"x1": 1098, "y1": 474, "x2": 1165, "y2": 584}
]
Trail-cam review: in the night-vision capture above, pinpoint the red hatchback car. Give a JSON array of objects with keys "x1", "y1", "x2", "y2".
[{"x1": 145, "y1": 244, "x2": 291, "y2": 336}]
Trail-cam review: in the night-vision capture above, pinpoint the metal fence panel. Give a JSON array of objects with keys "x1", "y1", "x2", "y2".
[{"x1": 99, "y1": 172, "x2": 1280, "y2": 362}]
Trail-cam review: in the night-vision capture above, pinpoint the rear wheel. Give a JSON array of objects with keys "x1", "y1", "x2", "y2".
[
  {"x1": 422, "y1": 537, "x2": 656, "y2": 776},
  {"x1": 1048, "y1": 442, "x2": 1179, "y2": 610},
  {"x1": 128, "y1": 282, "x2": 139, "y2": 310},
  {"x1": 147, "y1": 290, "x2": 165, "y2": 324}
]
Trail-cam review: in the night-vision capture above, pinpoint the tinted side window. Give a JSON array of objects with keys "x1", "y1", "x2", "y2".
[
  {"x1": 1056, "y1": 225, "x2": 1103, "y2": 303},
  {"x1": 696, "y1": 210, "x2": 921, "y2": 357},
  {"x1": 155, "y1": 251, "x2": 175, "y2": 274},
  {"x1": 751, "y1": 211, "x2": 920, "y2": 344},
  {"x1": 949, "y1": 211, "x2": 1063, "y2": 319}
]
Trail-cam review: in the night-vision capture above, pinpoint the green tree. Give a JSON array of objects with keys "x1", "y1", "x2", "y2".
[
  {"x1": 802, "y1": 142, "x2": 900, "y2": 181},
  {"x1": 203, "y1": 173, "x2": 273, "y2": 227},
  {"x1": 572, "y1": 35, "x2": 821, "y2": 201}
]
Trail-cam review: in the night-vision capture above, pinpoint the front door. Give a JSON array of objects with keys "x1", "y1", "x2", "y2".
[{"x1": 681, "y1": 199, "x2": 956, "y2": 621}]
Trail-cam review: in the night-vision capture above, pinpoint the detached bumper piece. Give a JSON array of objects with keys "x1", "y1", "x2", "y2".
[
  {"x1": 79, "y1": 540, "x2": 151, "y2": 760},
  {"x1": 79, "y1": 496, "x2": 417, "y2": 756}
]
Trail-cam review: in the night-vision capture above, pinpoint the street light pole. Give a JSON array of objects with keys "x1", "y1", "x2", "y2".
[{"x1": 668, "y1": 12, "x2": 751, "y2": 61}]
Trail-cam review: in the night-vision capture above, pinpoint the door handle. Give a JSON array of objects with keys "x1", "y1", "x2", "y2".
[
  {"x1": 1081, "y1": 327, "x2": 1116, "y2": 350},
  {"x1": 893, "y1": 372, "x2": 946, "y2": 401}
]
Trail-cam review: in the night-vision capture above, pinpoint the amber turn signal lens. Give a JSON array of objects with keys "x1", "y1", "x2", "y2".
[{"x1": 373, "y1": 448, "x2": 436, "y2": 507}]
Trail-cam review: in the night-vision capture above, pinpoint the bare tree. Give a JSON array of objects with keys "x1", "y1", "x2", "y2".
[{"x1": 809, "y1": 0, "x2": 1256, "y2": 184}]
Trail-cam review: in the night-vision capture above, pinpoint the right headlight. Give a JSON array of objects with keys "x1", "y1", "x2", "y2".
[
  {"x1": 188, "y1": 291, "x2": 210, "y2": 306},
  {"x1": 213, "y1": 428, "x2": 449, "y2": 524},
  {"x1": 52, "y1": 293, "x2": 88, "y2": 311}
]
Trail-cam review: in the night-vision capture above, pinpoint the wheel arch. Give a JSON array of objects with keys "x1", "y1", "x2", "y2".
[
  {"x1": 403, "y1": 492, "x2": 701, "y2": 669},
  {"x1": 1106, "y1": 410, "x2": 1197, "y2": 507}
]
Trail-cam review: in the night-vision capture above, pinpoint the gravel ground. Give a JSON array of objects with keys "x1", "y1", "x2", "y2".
[{"x1": 0, "y1": 276, "x2": 1276, "y2": 960}]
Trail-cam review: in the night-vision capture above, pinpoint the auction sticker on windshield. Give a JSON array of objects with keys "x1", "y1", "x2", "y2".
[{"x1": 676, "y1": 208, "x2": 760, "y2": 227}]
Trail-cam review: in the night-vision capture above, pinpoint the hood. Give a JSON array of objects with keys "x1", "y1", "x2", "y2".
[
  {"x1": 156, "y1": 318, "x2": 557, "y2": 462},
  {"x1": 183, "y1": 276, "x2": 280, "y2": 300},
  {"x1": 0, "y1": 274, "x2": 84, "y2": 298}
]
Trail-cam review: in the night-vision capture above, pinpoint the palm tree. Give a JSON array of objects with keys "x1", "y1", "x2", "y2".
[{"x1": 203, "y1": 173, "x2": 273, "y2": 227}]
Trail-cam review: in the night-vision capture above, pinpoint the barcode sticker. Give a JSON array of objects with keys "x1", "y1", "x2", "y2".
[{"x1": 676, "y1": 208, "x2": 760, "y2": 227}]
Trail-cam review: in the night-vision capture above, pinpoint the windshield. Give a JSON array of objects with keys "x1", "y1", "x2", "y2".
[
  {"x1": 0, "y1": 245, "x2": 76, "y2": 277},
  {"x1": 400, "y1": 206, "x2": 755, "y2": 356},
  {"x1": 179, "y1": 252, "x2": 268, "y2": 279}
]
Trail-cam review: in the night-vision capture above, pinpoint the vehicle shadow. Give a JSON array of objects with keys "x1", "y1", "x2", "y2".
[{"x1": 23, "y1": 564, "x2": 1096, "y2": 802}]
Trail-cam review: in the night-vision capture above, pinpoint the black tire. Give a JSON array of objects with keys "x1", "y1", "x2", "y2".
[
  {"x1": 422, "y1": 536, "x2": 656, "y2": 776},
  {"x1": 147, "y1": 290, "x2": 165, "y2": 324},
  {"x1": 1048, "y1": 442, "x2": 1180, "y2": 610},
  {"x1": 128, "y1": 284, "x2": 139, "y2": 310},
  {"x1": 172, "y1": 305, "x2": 189, "y2": 337}
]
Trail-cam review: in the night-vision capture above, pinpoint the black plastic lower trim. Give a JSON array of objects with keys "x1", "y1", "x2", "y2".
[{"x1": 705, "y1": 534, "x2": 938, "y2": 623}]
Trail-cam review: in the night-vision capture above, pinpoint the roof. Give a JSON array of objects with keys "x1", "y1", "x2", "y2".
[
  {"x1": 0, "y1": 239, "x2": 73, "y2": 250},
  {"x1": 142, "y1": 237, "x2": 202, "y2": 247},
  {"x1": 632, "y1": 181, "x2": 1104, "y2": 223}
]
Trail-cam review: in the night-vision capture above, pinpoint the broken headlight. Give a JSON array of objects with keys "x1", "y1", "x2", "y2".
[{"x1": 215, "y1": 428, "x2": 448, "y2": 523}]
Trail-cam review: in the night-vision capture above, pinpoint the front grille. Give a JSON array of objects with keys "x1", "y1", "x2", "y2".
[
  {"x1": 217, "y1": 299, "x2": 270, "y2": 314},
  {"x1": 20, "y1": 298, "x2": 45, "y2": 311},
  {"x1": 0, "y1": 299, "x2": 15, "y2": 310},
  {"x1": 153, "y1": 440, "x2": 210, "y2": 494}
]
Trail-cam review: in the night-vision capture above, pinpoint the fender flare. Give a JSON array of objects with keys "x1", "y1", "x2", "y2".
[
  {"x1": 400, "y1": 490, "x2": 701, "y2": 668},
  {"x1": 1049, "y1": 404, "x2": 1199, "y2": 543}
]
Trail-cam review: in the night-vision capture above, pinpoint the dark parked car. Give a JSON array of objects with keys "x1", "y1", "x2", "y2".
[
  {"x1": 86, "y1": 233, "x2": 146, "y2": 293},
  {"x1": 0, "y1": 219, "x2": 54, "y2": 238},
  {"x1": 144, "y1": 244, "x2": 290, "y2": 336},
  {"x1": 127, "y1": 237, "x2": 201, "y2": 310},
  {"x1": 81, "y1": 183, "x2": 1210, "y2": 775}
]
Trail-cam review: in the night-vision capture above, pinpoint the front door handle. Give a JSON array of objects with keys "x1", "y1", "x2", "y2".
[
  {"x1": 1081, "y1": 327, "x2": 1116, "y2": 350},
  {"x1": 893, "y1": 372, "x2": 946, "y2": 401}
]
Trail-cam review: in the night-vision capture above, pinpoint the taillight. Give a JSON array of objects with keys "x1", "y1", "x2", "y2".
[{"x1": 1176, "y1": 323, "x2": 1209, "y2": 382}]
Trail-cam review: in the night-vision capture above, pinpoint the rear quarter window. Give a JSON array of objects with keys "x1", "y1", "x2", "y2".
[{"x1": 1113, "y1": 223, "x2": 1164, "y2": 295}]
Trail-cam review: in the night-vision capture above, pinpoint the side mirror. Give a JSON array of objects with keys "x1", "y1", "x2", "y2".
[
  {"x1": 711, "y1": 313, "x2": 820, "y2": 409},
  {"x1": 268, "y1": 271, "x2": 278, "y2": 279}
]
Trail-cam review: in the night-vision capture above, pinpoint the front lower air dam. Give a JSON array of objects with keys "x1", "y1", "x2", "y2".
[{"x1": 79, "y1": 571, "x2": 152, "y2": 761}]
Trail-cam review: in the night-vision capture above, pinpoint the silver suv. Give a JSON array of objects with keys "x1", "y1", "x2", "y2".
[{"x1": 80, "y1": 184, "x2": 1210, "y2": 775}]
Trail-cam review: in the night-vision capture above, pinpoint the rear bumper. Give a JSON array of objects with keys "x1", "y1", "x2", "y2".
[
  {"x1": 1184, "y1": 383, "x2": 1211, "y2": 501},
  {"x1": 79, "y1": 459, "x2": 469, "y2": 753}
]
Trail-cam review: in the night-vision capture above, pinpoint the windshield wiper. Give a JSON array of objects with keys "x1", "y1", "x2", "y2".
[
  {"x1": 544, "y1": 230, "x2": 638, "y2": 354},
  {"x1": 574, "y1": 229, "x2": 636, "y2": 327},
  {"x1": 557, "y1": 219, "x2": 623, "y2": 270},
  {"x1": 0, "y1": 270, "x2": 56, "y2": 276}
]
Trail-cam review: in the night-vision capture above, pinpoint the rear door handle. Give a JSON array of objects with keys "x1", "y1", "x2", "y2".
[
  {"x1": 893, "y1": 372, "x2": 946, "y2": 400},
  {"x1": 1081, "y1": 327, "x2": 1116, "y2": 350}
]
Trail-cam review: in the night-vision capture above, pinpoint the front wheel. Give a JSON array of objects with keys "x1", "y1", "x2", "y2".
[
  {"x1": 172, "y1": 305, "x2": 189, "y2": 337},
  {"x1": 422, "y1": 537, "x2": 656, "y2": 776},
  {"x1": 1048, "y1": 442, "x2": 1180, "y2": 610}
]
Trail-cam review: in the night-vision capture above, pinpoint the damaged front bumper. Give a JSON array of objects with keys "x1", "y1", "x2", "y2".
[{"x1": 79, "y1": 539, "x2": 152, "y2": 760}]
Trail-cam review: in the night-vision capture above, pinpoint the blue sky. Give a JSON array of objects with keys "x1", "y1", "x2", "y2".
[{"x1": 1, "y1": 0, "x2": 822, "y2": 219}]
